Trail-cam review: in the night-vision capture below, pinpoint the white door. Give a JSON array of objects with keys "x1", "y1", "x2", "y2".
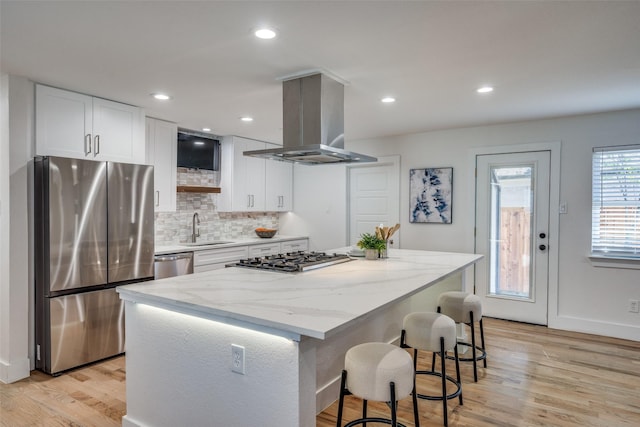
[
  {"x1": 475, "y1": 151, "x2": 550, "y2": 325},
  {"x1": 348, "y1": 156, "x2": 400, "y2": 247}
]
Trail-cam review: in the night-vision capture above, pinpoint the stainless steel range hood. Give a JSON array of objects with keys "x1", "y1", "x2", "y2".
[{"x1": 243, "y1": 73, "x2": 377, "y2": 165}]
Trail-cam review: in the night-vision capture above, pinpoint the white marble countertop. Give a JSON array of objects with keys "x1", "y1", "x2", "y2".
[
  {"x1": 155, "y1": 235, "x2": 308, "y2": 255},
  {"x1": 118, "y1": 248, "x2": 482, "y2": 340}
]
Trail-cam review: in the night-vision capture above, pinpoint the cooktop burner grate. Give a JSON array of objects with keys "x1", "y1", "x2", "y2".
[{"x1": 228, "y1": 251, "x2": 351, "y2": 272}]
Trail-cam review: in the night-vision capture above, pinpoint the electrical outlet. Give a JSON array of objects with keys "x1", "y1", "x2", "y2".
[
  {"x1": 629, "y1": 300, "x2": 639, "y2": 313},
  {"x1": 231, "y1": 344, "x2": 245, "y2": 374}
]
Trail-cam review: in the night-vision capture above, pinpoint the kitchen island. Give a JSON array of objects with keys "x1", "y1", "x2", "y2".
[{"x1": 117, "y1": 248, "x2": 482, "y2": 427}]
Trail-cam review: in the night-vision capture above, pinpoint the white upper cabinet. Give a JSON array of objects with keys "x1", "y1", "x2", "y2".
[
  {"x1": 146, "y1": 118, "x2": 177, "y2": 212},
  {"x1": 265, "y1": 150, "x2": 293, "y2": 211},
  {"x1": 35, "y1": 84, "x2": 145, "y2": 163},
  {"x1": 218, "y1": 136, "x2": 292, "y2": 212}
]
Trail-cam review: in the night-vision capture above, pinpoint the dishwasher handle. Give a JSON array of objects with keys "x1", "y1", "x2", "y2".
[{"x1": 155, "y1": 253, "x2": 193, "y2": 262}]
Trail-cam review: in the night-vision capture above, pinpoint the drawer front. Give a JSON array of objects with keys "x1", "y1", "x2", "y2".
[
  {"x1": 194, "y1": 263, "x2": 230, "y2": 273},
  {"x1": 194, "y1": 246, "x2": 249, "y2": 267},
  {"x1": 249, "y1": 243, "x2": 281, "y2": 257},
  {"x1": 280, "y1": 239, "x2": 309, "y2": 253}
]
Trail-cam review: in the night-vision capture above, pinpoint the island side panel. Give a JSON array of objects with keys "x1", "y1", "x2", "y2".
[
  {"x1": 314, "y1": 271, "x2": 465, "y2": 413},
  {"x1": 121, "y1": 300, "x2": 315, "y2": 427}
]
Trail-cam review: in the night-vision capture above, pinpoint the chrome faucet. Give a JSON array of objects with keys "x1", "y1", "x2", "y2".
[{"x1": 191, "y1": 212, "x2": 200, "y2": 243}]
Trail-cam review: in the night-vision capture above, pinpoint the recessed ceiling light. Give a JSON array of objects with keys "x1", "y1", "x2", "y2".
[
  {"x1": 381, "y1": 97, "x2": 396, "y2": 103},
  {"x1": 254, "y1": 28, "x2": 276, "y2": 39},
  {"x1": 202, "y1": 127, "x2": 211, "y2": 132},
  {"x1": 193, "y1": 141, "x2": 205, "y2": 146},
  {"x1": 151, "y1": 93, "x2": 171, "y2": 100},
  {"x1": 477, "y1": 86, "x2": 494, "y2": 94},
  {"x1": 240, "y1": 117, "x2": 254, "y2": 122}
]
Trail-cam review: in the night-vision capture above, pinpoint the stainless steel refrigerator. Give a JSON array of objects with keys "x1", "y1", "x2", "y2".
[{"x1": 34, "y1": 156, "x2": 154, "y2": 375}]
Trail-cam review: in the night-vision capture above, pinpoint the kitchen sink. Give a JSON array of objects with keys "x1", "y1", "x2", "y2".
[{"x1": 183, "y1": 241, "x2": 233, "y2": 247}]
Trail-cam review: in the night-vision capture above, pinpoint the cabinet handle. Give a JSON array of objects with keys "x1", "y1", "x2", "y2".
[
  {"x1": 85, "y1": 134, "x2": 92, "y2": 155},
  {"x1": 155, "y1": 190, "x2": 160, "y2": 207},
  {"x1": 251, "y1": 195, "x2": 255, "y2": 207},
  {"x1": 94, "y1": 135, "x2": 100, "y2": 155},
  {"x1": 247, "y1": 195, "x2": 251, "y2": 208}
]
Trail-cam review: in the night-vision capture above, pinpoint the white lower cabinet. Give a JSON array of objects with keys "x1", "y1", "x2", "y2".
[
  {"x1": 249, "y1": 243, "x2": 281, "y2": 258},
  {"x1": 280, "y1": 239, "x2": 309, "y2": 253},
  {"x1": 194, "y1": 246, "x2": 249, "y2": 273}
]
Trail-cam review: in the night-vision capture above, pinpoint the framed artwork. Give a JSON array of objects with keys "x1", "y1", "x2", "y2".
[{"x1": 409, "y1": 167, "x2": 453, "y2": 224}]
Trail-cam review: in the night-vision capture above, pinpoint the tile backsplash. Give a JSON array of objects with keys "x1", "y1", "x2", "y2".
[{"x1": 154, "y1": 168, "x2": 279, "y2": 245}]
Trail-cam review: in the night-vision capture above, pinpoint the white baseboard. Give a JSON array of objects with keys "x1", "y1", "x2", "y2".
[
  {"x1": 121, "y1": 415, "x2": 147, "y2": 427},
  {"x1": 0, "y1": 357, "x2": 30, "y2": 384},
  {"x1": 549, "y1": 315, "x2": 640, "y2": 342}
]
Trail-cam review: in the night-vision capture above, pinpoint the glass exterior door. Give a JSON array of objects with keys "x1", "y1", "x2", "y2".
[{"x1": 476, "y1": 151, "x2": 550, "y2": 325}]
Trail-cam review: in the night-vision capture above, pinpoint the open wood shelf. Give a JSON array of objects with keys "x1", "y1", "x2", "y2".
[{"x1": 176, "y1": 186, "x2": 221, "y2": 194}]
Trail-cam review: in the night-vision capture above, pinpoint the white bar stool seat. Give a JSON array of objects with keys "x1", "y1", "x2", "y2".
[
  {"x1": 437, "y1": 291, "x2": 487, "y2": 382},
  {"x1": 401, "y1": 312, "x2": 462, "y2": 427},
  {"x1": 337, "y1": 342, "x2": 420, "y2": 427}
]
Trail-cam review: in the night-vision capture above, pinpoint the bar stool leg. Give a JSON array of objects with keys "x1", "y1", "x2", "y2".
[
  {"x1": 336, "y1": 370, "x2": 347, "y2": 427},
  {"x1": 362, "y1": 399, "x2": 367, "y2": 427},
  {"x1": 389, "y1": 382, "x2": 397, "y2": 427},
  {"x1": 433, "y1": 306, "x2": 441, "y2": 373},
  {"x1": 480, "y1": 317, "x2": 487, "y2": 368},
  {"x1": 453, "y1": 345, "x2": 463, "y2": 405},
  {"x1": 439, "y1": 337, "x2": 449, "y2": 427},
  {"x1": 412, "y1": 372, "x2": 421, "y2": 427},
  {"x1": 470, "y1": 312, "x2": 478, "y2": 382}
]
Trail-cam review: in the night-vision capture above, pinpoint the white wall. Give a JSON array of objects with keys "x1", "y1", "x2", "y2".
[
  {"x1": 279, "y1": 163, "x2": 348, "y2": 252},
  {"x1": 283, "y1": 109, "x2": 640, "y2": 341},
  {"x1": 0, "y1": 74, "x2": 33, "y2": 383}
]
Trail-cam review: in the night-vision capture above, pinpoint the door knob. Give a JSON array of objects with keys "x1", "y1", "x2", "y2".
[
  {"x1": 539, "y1": 232, "x2": 546, "y2": 239},
  {"x1": 539, "y1": 244, "x2": 547, "y2": 250}
]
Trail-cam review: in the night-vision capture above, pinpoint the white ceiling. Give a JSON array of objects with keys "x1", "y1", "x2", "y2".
[{"x1": 2, "y1": 1, "x2": 639, "y2": 144}]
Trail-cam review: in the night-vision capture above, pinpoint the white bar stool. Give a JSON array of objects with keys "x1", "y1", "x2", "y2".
[
  {"x1": 336, "y1": 342, "x2": 420, "y2": 427},
  {"x1": 436, "y1": 291, "x2": 487, "y2": 382},
  {"x1": 401, "y1": 312, "x2": 462, "y2": 427}
]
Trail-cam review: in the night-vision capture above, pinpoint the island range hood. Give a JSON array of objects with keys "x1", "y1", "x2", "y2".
[{"x1": 243, "y1": 72, "x2": 377, "y2": 165}]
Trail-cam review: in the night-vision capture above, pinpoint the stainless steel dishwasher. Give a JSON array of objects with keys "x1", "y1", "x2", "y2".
[{"x1": 154, "y1": 252, "x2": 194, "y2": 279}]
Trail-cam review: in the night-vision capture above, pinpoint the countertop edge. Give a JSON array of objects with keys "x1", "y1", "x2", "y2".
[
  {"x1": 155, "y1": 235, "x2": 309, "y2": 255},
  {"x1": 117, "y1": 287, "x2": 312, "y2": 341}
]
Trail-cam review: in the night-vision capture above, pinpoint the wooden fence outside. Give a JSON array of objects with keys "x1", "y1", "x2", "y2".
[{"x1": 497, "y1": 207, "x2": 531, "y2": 296}]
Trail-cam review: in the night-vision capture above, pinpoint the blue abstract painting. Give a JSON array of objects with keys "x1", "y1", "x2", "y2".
[{"x1": 409, "y1": 168, "x2": 453, "y2": 223}]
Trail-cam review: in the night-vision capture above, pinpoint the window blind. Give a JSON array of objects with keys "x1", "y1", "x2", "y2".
[{"x1": 591, "y1": 145, "x2": 640, "y2": 257}]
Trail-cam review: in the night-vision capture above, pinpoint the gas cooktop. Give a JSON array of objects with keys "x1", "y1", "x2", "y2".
[{"x1": 226, "y1": 251, "x2": 351, "y2": 273}]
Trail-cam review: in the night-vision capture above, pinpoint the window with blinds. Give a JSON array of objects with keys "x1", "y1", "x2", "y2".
[{"x1": 591, "y1": 145, "x2": 640, "y2": 258}]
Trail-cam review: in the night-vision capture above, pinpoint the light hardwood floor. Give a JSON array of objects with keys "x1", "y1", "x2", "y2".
[{"x1": 1, "y1": 318, "x2": 639, "y2": 426}]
